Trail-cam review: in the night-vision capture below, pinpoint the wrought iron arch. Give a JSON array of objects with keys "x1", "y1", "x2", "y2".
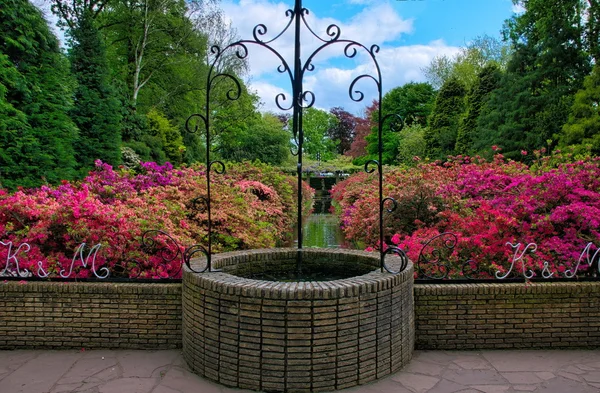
[{"x1": 185, "y1": 0, "x2": 408, "y2": 274}]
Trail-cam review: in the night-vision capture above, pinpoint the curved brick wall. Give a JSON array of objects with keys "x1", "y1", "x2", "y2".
[{"x1": 182, "y1": 248, "x2": 414, "y2": 392}]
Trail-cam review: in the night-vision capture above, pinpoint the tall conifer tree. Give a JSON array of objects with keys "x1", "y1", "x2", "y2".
[
  {"x1": 476, "y1": 0, "x2": 590, "y2": 159},
  {"x1": 0, "y1": 0, "x2": 77, "y2": 189},
  {"x1": 425, "y1": 77, "x2": 466, "y2": 160},
  {"x1": 561, "y1": 64, "x2": 600, "y2": 154},
  {"x1": 68, "y1": 10, "x2": 122, "y2": 172},
  {"x1": 455, "y1": 63, "x2": 501, "y2": 154}
]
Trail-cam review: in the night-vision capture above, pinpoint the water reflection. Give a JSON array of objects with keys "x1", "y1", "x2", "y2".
[{"x1": 290, "y1": 214, "x2": 347, "y2": 248}]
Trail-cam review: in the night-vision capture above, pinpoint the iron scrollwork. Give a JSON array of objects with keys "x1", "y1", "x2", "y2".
[
  {"x1": 414, "y1": 233, "x2": 600, "y2": 281},
  {"x1": 182, "y1": 0, "x2": 408, "y2": 274},
  {"x1": 416, "y1": 232, "x2": 457, "y2": 280}
]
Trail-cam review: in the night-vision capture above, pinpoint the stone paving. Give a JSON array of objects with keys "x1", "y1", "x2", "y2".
[{"x1": 1, "y1": 349, "x2": 599, "y2": 393}]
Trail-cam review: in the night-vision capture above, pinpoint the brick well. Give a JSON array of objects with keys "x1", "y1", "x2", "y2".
[{"x1": 182, "y1": 248, "x2": 415, "y2": 392}]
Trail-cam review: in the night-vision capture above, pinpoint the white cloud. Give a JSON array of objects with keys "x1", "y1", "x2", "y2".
[
  {"x1": 220, "y1": 0, "x2": 412, "y2": 78},
  {"x1": 250, "y1": 81, "x2": 292, "y2": 113},
  {"x1": 512, "y1": 2, "x2": 525, "y2": 14},
  {"x1": 223, "y1": 0, "x2": 432, "y2": 114},
  {"x1": 248, "y1": 40, "x2": 460, "y2": 114}
]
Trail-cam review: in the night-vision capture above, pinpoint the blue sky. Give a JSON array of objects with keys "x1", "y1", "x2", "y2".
[
  {"x1": 35, "y1": 0, "x2": 521, "y2": 115},
  {"x1": 221, "y1": 0, "x2": 521, "y2": 114}
]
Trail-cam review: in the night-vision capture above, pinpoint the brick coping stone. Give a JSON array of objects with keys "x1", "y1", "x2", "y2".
[{"x1": 182, "y1": 248, "x2": 415, "y2": 392}]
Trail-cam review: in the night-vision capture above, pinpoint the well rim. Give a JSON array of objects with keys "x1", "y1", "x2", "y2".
[{"x1": 184, "y1": 247, "x2": 414, "y2": 299}]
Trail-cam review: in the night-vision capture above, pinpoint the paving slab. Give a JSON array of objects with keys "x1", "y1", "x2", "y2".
[
  {"x1": 0, "y1": 349, "x2": 599, "y2": 393},
  {"x1": 0, "y1": 351, "x2": 83, "y2": 393},
  {"x1": 481, "y1": 350, "x2": 596, "y2": 373}
]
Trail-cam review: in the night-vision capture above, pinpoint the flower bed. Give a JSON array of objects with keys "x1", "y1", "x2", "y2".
[
  {"x1": 0, "y1": 161, "x2": 313, "y2": 279},
  {"x1": 332, "y1": 152, "x2": 600, "y2": 279}
]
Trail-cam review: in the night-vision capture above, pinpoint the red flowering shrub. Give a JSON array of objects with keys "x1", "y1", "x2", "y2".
[
  {"x1": 332, "y1": 153, "x2": 600, "y2": 279},
  {"x1": 0, "y1": 161, "x2": 313, "y2": 279}
]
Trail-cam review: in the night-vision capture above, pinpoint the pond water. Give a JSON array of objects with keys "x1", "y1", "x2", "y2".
[
  {"x1": 286, "y1": 213, "x2": 347, "y2": 248},
  {"x1": 279, "y1": 175, "x2": 350, "y2": 249}
]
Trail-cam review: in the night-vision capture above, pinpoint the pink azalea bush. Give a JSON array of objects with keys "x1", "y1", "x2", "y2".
[
  {"x1": 332, "y1": 151, "x2": 600, "y2": 279},
  {"x1": 0, "y1": 161, "x2": 313, "y2": 279}
]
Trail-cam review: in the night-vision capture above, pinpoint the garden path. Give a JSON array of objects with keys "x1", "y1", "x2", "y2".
[{"x1": 0, "y1": 349, "x2": 599, "y2": 393}]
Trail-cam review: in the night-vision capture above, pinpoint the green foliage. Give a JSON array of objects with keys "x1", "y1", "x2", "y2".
[
  {"x1": 221, "y1": 113, "x2": 290, "y2": 165},
  {"x1": 382, "y1": 83, "x2": 436, "y2": 127},
  {"x1": 425, "y1": 77, "x2": 466, "y2": 160},
  {"x1": 68, "y1": 10, "x2": 122, "y2": 173},
  {"x1": 587, "y1": 0, "x2": 600, "y2": 64},
  {"x1": 123, "y1": 140, "x2": 153, "y2": 162},
  {"x1": 363, "y1": 83, "x2": 435, "y2": 166},
  {"x1": 476, "y1": 0, "x2": 591, "y2": 160},
  {"x1": 365, "y1": 127, "x2": 400, "y2": 166},
  {"x1": 0, "y1": 0, "x2": 78, "y2": 190},
  {"x1": 0, "y1": 53, "x2": 30, "y2": 186},
  {"x1": 100, "y1": 0, "x2": 206, "y2": 107},
  {"x1": 211, "y1": 81, "x2": 290, "y2": 166},
  {"x1": 301, "y1": 107, "x2": 339, "y2": 160},
  {"x1": 455, "y1": 63, "x2": 501, "y2": 154},
  {"x1": 182, "y1": 132, "x2": 206, "y2": 164},
  {"x1": 396, "y1": 124, "x2": 427, "y2": 167},
  {"x1": 146, "y1": 108, "x2": 185, "y2": 165},
  {"x1": 560, "y1": 64, "x2": 600, "y2": 154},
  {"x1": 423, "y1": 35, "x2": 510, "y2": 90},
  {"x1": 98, "y1": 0, "x2": 214, "y2": 164}
]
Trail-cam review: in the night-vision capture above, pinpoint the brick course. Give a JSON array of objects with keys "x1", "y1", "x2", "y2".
[
  {"x1": 414, "y1": 282, "x2": 600, "y2": 350},
  {"x1": 3, "y1": 259, "x2": 600, "y2": 389},
  {"x1": 0, "y1": 281, "x2": 181, "y2": 349},
  {"x1": 182, "y1": 248, "x2": 415, "y2": 392}
]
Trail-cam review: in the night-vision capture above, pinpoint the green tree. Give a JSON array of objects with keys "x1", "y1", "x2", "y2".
[
  {"x1": 0, "y1": 53, "x2": 30, "y2": 187},
  {"x1": 455, "y1": 63, "x2": 501, "y2": 154},
  {"x1": 301, "y1": 107, "x2": 338, "y2": 160},
  {"x1": 363, "y1": 83, "x2": 435, "y2": 165},
  {"x1": 68, "y1": 10, "x2": 122, "y2": 172},
  {"x1": 99, "y1": 0, "x2": 204, "y2": 108},
  {"x1": 221, "y1": 113, "x2": 290, "y2": 165},
  {"x1": 213, "y1": 80, "x2": 261, "y2": 158},
  {"x1": 396, "y1": 124, "x2": 428, "y2": 167},
  {"x1": 423, "y1": 35, "x2": 510, "y2": 90},
  {"x1": 0, "y1": 0, "x2": 77, "y2": 189},
  {"x1": 476, "y1": 0, "x2": 590, "y2": 159},
  {"x1": 98, "y1": 0, "x2": 215, "y2": 162},
  {"x1": 146, "y1": 108, "x2": 185, "y2": 164},
  {"x1": 381, "y1": 83, "x2": 436, "y2": 127},
  {"x1": 425, "y1": 77, "x2": 466, "y2": 160},
  {"x1": 587, "y1": 0, "x2": 600, "y2": 64},
  {"x1": 560, "y1": 64, "x2": 600, "y2": 154},
  {"x1": 365, "y1": 127, "x2": 400, "y2": 166}
]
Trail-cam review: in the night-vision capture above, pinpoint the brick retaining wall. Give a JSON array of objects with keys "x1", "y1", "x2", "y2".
[
  {"x1": 414, "y1": 282, "x2": 600, "y2": 350},
  {"x1": 0, "y1": 281, "x2": 181, "y2": 350},
  {"x1": 2, "y1": 279, "x2": 599, "y2": 353}
]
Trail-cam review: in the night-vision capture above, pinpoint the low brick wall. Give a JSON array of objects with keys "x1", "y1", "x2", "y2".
[
  {"x1": 183, "y1": 248, "x2": 415, "y2": 393},
  {"x1": 0, "y1": 281, "x2": 181, "y2": 350},
  {"x1": 3, "y1": 276, "x2": 599, "y2": 359},
  {"x1": 414, "y1": 282, "x2": 600, "y2": 350}
]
